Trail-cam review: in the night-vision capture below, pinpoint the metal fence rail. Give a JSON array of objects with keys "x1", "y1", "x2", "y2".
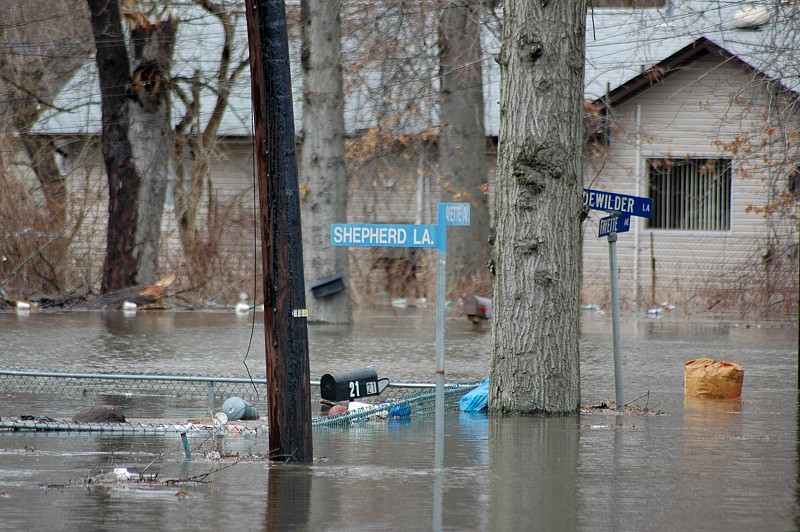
[{"x1": 0, "y1": 366, "x2": 469, "y2": 414}]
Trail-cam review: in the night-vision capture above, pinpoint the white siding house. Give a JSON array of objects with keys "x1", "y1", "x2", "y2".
[{"x1": 581, "y1": 37, "x2": 798, "y2": 316}]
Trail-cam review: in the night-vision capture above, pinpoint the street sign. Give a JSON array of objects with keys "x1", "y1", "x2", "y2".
[
  {"x1": 598, "y1": 214, "x2": 631, "y2": 238},
  {"x1": 330, "y1": 203, "x2": 470, "y2": 427},
  {"x1": 583, "y1": 188, "x2": 653, "y2": 218},
  {"x1": 440, "y1": 203, "x2": 470, "y2": 226},
  {"x1": 330, "y1": 223, "x2": 437, "y2": 248}
]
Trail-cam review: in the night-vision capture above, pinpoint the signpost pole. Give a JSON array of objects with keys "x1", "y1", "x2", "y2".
[
  {"x1": 585, "y1": 189, "x2": 651, "y2": 410},
  {"x1": 435, "y1": 204, "x2": 447, "y2": 423},
  {"x1": 608, "y1": 231, "x2": 624, "y2": 411}
]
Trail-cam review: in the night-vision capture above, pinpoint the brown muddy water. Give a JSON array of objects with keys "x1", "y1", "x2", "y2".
[{"x1": 0, "y1": 309, "x2": 797, "y2": 531}]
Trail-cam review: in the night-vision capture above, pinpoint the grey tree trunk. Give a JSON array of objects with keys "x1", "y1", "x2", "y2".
[
  {"x1": 489, "y1": 0, "x2": 586, "y2": 414},
  {"x1": 299, "y1": 0, "x2": 352, "y2": 324},
  {"x1": 89, "y1": 0, "x2": 178, "y2": 291},
  {"x1": 438, "y1": 0, "x2": 491, "y2": 298},
  {"x1": 128, "y1": 18, "x2": 177, "y2": 285},
  {"x1": 18, "y1": 134, "x2": 69, "y2": 225}
]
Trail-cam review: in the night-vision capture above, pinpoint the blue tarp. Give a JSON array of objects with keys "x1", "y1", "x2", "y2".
[{"x1": 459, "y1": 379, "x2": 489, "y2": 413}]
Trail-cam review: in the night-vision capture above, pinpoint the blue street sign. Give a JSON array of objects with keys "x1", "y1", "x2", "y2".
[
  {"x1": 440, "y1": 203, "x2": 470, "y2": 226},
  {"x1": 583, "y1": 188, "x2": 653, "y2": 218},
  {"x1": 331, "y1": 223, "x2": 437, "y2": 248},
  {"x1": 598, "y1": 214, "x2": 631, "y2": 238}
]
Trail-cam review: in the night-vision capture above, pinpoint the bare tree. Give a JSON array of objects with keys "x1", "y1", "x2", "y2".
[
  {"x1": 299, "y1": 0, "x2": 352, "y2": 323},
  {"x1": 127, "y1": 11, "x2": 178, "y2": 285},
  {"x1": 438, "y1": 0, "x2": 491, "y2": 297},
  {"x1": 0, "y1": 0, "x2": 92, "y2": 226},
  {"x1": 170, "y1": 0, "x2": 250, "y2": 292},
  {"x1": 87, "y1": 0, "x2": 177, "y2": 291},
  {"x1": 489, "y1": 0, "x2": 586, "y2": 414},
  {"x1": 87, "y1": 0, "x2": 142, "y2": 292}
]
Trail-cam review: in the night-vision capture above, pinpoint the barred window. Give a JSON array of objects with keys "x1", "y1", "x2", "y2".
[{"x1": 646, "y1": 158, "x2": 732, "y2": 231}]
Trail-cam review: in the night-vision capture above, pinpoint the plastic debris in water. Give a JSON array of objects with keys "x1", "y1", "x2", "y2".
[
  {"x1": 389, "y1": 404, "x2": 412, "y2": 417},
  {"x1": 235, "y1": 293, "x2": 251, "y2": 313},
  {"x1": 181, "y1": 432, "x2": 191, "y2": 460},
  {"x1": 391, "y1": 298, "x2": 407, "y2": 308}
]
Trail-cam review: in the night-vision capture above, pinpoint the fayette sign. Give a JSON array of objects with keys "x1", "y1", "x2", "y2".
[
  {"x1": 441, "y1": 203, "x2": 470, "y2": 226},
  {"x1": 330, "y1": 223, "x2": 437, "y2": 248},
  {"x1": 598, "y1": 214, "x2": 631, "y2": 238}
]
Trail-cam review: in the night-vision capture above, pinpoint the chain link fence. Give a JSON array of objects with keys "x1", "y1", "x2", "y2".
[{"x1": 0, "y1": 367, "x2": 479, "y2": 431}]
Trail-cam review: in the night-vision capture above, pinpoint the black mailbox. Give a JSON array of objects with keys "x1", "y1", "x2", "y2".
[
  {"x1": 462, "y1": 294, "x2": 492, "y2": 323},
  {"x1": 310, "y1": 273, "x2": 345, "y2": 299},
  {"x1": 320, "y1": 368, "x2": 389, "y2": 402}
]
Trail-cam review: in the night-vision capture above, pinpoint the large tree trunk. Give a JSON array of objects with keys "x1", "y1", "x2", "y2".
[
  {"x1": 128, "y1": 18, "x2": 177, "y2": 285},
  {"x1": 89, "y1": 0, "x2": 178, "y2": 291},
  {"x1": 438, "y1": 0, "x2": 491, "y2": 297},
  {"x1": 489, "y1": 0, "x2": 586, "y2": 414},
  {"x1": 299, "y1": 0, "x2": 352, "y2": 324},
  {"x1": 88, "y1": 0, "x2": 140, "y2": 293}
]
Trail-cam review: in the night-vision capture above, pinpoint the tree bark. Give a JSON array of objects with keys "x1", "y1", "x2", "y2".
[
  {"x1": 299, "y1": 0, "x2": 352, "y2": 324},
  {"x1": 489, "y1": 0, "x2": 586, "y2": 414},
  {"x1": 128, "y1": 18, "x2": 177, "y2": 285},
  {"x1": 87, "y1": 0, "x2": 140, "y2": 293},
  {"x1": 438, "y1": 0, "x2": 491, "y2": 297}
]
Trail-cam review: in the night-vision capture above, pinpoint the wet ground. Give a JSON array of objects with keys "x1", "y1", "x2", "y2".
[{"x1": 0, "y1": 309, "x2": 797, "y2": 530}]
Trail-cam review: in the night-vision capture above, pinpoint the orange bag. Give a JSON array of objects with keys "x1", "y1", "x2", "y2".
[{"x1": 684, "y1": 358, "x2": 744, "y2": 399}]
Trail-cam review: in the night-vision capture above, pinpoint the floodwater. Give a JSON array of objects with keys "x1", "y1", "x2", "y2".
[{"x1": 0, "y1": 309, "x2": 797, "y2": 531}]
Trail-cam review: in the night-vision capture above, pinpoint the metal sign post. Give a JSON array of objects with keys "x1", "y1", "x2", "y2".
[
  {"x1": 333, "y1": 204, "x2": 469, "y2": 530},
  {"x1": 584, "y1": 189, "x2": 652, "y2": 411},
  {"x1": 607, "y1": 230, "x2": 624, "y2": 411},
  {"x1": 331, "y1": 203, "x2": 470, "y2": 402},
  {"x1": 435, "y1": 203, "x2": 471, "y2": 408}
]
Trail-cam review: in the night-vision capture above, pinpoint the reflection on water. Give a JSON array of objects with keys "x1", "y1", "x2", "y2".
[
  {"x1": 490, "y1": 416, "x2": 579, "y2": 531},
  {"x1": 0, "y1": 310, "x2": 797, "y2": 530},
  {"x1": 267, "y1": 466, "x2": 312, "y2": 531}
]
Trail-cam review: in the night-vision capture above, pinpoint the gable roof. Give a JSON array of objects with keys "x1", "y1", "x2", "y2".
[{"x1": 593, "y1": 36, "x2": 797, "y2": 109}]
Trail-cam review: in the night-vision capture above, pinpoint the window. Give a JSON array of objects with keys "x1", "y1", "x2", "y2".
[
  {"x1": 646, "y1": 158, "x2": 732, "y2": 231},
  {"x1": 590, "y1": 0, "x2": 666, "y2": 8}
]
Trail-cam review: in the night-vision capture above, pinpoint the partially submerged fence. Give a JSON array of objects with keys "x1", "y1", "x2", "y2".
[{"x1": 0, "y1": 367, "x2": 478, "y2": 432}]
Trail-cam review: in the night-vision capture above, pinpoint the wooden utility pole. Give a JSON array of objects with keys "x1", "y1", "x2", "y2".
[{"x1": 245, "y1": 0, "x2": 313, "y2": 463}]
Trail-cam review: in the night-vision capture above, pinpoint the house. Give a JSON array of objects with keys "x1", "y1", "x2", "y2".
[
  {"x1": 576, "y1": 3, "x2": 799, "y2": 317},
  {"x1": 11, "y1": 1, "x2": 798, "y2": 316},
  {"x1": 581, "y1": 36, "x2": 798, "y2": 316}
]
